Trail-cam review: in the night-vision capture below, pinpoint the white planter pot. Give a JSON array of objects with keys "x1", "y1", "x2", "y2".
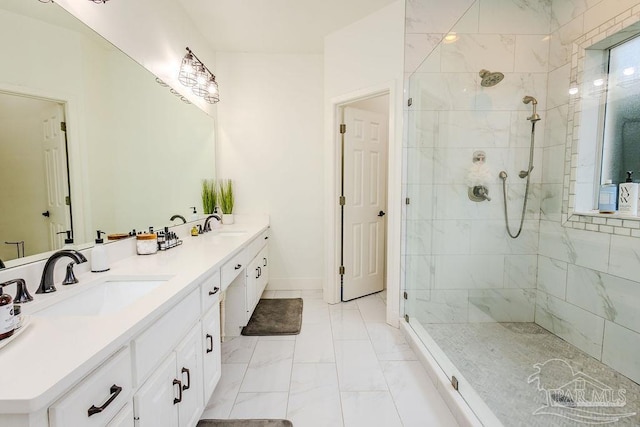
[{"x1": 222, "y1": 214, "x2": 234, "y2": 225}]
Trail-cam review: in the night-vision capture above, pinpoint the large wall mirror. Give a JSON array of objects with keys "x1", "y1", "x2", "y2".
[{"x1": 0, "y1": 1, "x2": 216, "y2": 267}]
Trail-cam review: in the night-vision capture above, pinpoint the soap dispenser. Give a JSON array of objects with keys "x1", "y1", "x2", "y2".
[
  {"x1": 91, "y1": 230, "x2": 110, "y2": 272},
  {"x1": 619, "y1": 171, "x2": 639, "y2": 216},
  {"x1": 190, "y1": 206, "x2": 198, "y2": 221},
  {"x1": 57, "y1": 230, "x2": 75, "y2": 250}
]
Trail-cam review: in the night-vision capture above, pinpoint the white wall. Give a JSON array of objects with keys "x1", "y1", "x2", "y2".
[
  {"x1": 215, "y1": 52, "x2": 324, "y2": 290},
  {"x1": 537, "y1": 0, "x2": 640, "y2": 384},
  {"x1": 324, "y1": 0, "x2": 405, "y2": 323}
]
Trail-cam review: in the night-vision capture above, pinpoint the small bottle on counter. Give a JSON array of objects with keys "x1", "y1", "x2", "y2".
[
  {"x1": 0, "y1": 285, "x2": 15, "y2": 341},
  {"x1": 618, "y1": 171, "x2": 639, "y2": 216},
  {"x1": 137, "y1": 233, "x2": 158, "y2": 255},
  {"x1": 598, "y1": 179, "x2": 618, "y2": 214}
]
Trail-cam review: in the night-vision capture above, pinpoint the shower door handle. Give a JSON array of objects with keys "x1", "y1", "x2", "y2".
[{"x1": 378, "y1": 211, "x2": 386, "y2": 217}]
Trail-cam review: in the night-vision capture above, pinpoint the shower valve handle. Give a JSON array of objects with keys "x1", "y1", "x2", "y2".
[{"x1": 472, "y1": 185, "x2": 491, "y2": 202}]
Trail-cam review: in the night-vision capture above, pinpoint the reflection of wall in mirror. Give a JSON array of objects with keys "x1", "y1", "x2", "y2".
[{"x1": 0, "y1": 2, "x2": 216, "y2": 265}]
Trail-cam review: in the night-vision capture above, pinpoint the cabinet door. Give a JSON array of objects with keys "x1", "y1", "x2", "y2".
[
  {"x1": 246, "y1": 256, "x2": 261, "y2": 318},
  {"x1": 202, "y1": 303, "x2": 222, "y2": 399},
  {"x1": 175, "y1": 325, "x2": 204, "y2": 427},
  {"x1": 257, "y1": 245, "x2": 269, "y2": 297},
  {"x1": 133, "y1": 353, "x2": 179, "y2": 427}
]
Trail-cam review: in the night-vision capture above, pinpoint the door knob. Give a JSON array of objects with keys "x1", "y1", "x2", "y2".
[
  {"x1": 378, "y1": 211, "x2": 386, "y2": 217},
  {"x1": 42, "y1": 211, "x2": 50, "y2": 217}
]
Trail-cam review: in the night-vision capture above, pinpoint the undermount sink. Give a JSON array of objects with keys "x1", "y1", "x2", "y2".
[
  {"x1": 215, "y1": 230, "x2": 247, "y2": 237},
  {"x1": 34, "y1": 279, "x2": 167, "y2": 317}
]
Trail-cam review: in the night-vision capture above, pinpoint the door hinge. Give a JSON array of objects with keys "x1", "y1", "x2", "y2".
[
  {"x1": 339, "y1": 123, "x2": 346, "y2": 134},
  {"x1": 339, "y1": 196, "x2": 346, "y2": 206},
  {"x1": 403, "y1": 291, "x2": 408, "y2": 300},
  {"x1": 405, "y1": 197, "x2": 410, "y2": 205},
  {"x1": 451, "y1": 376, "x2": 459, "y2": 391},
  {"x1": 339, "y1": 265, "x2": 345, "y2": 275},
  {"x1": 60, "y1": 121, "x2": 67, "y2": 132},
  {"x1": 404, "y1": 314, "x2": 409, "y2": 322},
  {"x1": 65, "y1": 196, "x2": 71, "y2": 206},
  {"x1": 407, "y1": 98, "x2": 413, "y2": 107}
]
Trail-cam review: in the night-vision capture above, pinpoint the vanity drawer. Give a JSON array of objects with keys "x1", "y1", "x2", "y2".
[
  {"x1": 49, "y1": 347, "x2": 132, "y2": 427},
  {"x1": 246, "y1": 229, "x2": 270, "y2": 263},
  {"x1": 132, "y1": 288, "x2": 200, "y2": 385},
  {"x1": 221, "y1": 250, "x2": 246, "y2": 290},
  {"x1": 200, "y1": 269, "x2": 221, "y2": 313}
]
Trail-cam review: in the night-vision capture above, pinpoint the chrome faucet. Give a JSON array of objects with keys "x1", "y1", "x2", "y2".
[
  {"x1": 203, "y1": 214, "x2": 222, "y2": 232},
  {"x1": 170, "y1": 214, "x2": 187, "y2": 224},
  {"x1": 37, "y1": 250, "x2": 88, "y2": 294}
]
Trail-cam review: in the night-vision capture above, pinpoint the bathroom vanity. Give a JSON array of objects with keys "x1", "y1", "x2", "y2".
[{"x1": 0, "y1": 216, "x2": 269, "y2": 427}]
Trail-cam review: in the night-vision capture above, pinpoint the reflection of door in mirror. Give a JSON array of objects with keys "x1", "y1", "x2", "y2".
[{"x1": 0, "y1": 92, "x2": 72, "y2": 262}]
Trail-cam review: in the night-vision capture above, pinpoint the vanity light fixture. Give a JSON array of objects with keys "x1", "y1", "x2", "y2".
[{"x1": 178, "y1": 47, "x2": 220, "y2": 104}]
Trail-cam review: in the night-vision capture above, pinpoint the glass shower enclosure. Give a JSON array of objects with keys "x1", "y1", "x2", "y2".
[{"x1": 402, "y1": 1, "x2": 640, "y2": 425}]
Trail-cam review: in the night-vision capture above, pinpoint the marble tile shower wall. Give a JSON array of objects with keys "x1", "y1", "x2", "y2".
[
  {"x1": 404, "y1": 0, "x2": 551, "y2": 326},
  {"x1": 404, "y1": 0, "x2": 640, "y2": 385},
  {"x1": 537, "y1": 0, "x2": 640, "y2": 385}
]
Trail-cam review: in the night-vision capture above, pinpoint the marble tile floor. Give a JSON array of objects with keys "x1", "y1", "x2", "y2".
[
  {"x1": 201, "y1": 290, "x2": 459, "y2": 427},
  {"x1": 426, "y1": 322, "x2": 640, "y2": 426}
]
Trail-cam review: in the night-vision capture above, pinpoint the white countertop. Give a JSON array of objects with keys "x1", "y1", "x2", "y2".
[{"x1": 0, "y1": 215, "x2": 269, "y2": 413}]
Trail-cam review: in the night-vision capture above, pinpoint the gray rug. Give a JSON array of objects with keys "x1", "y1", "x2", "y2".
[
  {"x1": 197, "y1": 420, "x2": 292, "y2": 427},
  {"x1": 241, "y1": 298, "x2": 303, "y2": 336}
]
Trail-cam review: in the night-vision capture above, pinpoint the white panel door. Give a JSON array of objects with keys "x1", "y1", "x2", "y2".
[
  {"x1": 202, "y1": 304, "x2": 222, "y2": 399},
  {"x1": 175, "y1": 326, "x2": 204, "y2": 427},
  {"x1": 41, "y1": 103, "x2": 70, "y2": 249},
  {"x1": 133, "y1": 353, "x2": 179, "y2": 427},
  {"x1": 342, "y1": 107, "x2": 388, "y2": 301}
]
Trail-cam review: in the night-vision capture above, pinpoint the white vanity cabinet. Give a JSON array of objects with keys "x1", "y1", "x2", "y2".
[
  {"x1": 224, "y1": 229, "x2": 270, "y2": 337},
  {"x1": 246, "y1": 245, "x2": 269, "y2": 315},
  {"x1": 133, "y1": 324, "x2": 203, "y2": 427},
  {"x1": 0, "y1": 219, "x2": 270, "y2": 427},
  {"x1": 246, "y1": 232, "x2": 270, "y2": 316}
]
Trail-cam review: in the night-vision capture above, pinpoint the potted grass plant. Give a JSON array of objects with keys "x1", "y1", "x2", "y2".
[
  {"x1": 201, "y1": 179, "x2": 218, "y2": 215},
  {"x1": 219, "y1": 179, "x2": 235, "y2": 224}
]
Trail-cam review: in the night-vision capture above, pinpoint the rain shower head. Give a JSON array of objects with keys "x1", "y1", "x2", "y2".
[{"x1": 479, "y1": 69, "x2": 504, "y2": 87}]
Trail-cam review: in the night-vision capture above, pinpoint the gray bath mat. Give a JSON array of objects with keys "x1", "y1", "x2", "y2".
[
  {"x1": 197, "y1": 420, "x2": 293, "y2": 427},
  {"x1": 241, "y1": 298, "x2": 303, "y2": 336}
]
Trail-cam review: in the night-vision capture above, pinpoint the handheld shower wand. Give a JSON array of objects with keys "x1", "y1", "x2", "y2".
[
  {"x1": 522, "y1": 96, "x2": 541, "y2": 122},
  {"x1": 499, "y1": 95, "x2": 541, "y2": 239}
]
